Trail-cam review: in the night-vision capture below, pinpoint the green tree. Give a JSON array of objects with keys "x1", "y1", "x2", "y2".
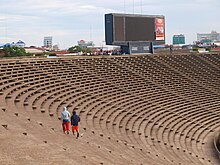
[
  {"x1": 3, "y1": 46, "x2": 28, "y2": 57},
  {"x1": 68, "y1": 45, "x2": 92, "y2": 54},
  {"x1": 83, "y1": 48, "x2": 92, "y2": 53},
  {"x1": 68, "y1": 46, "x2": 83, "y2": 53}
]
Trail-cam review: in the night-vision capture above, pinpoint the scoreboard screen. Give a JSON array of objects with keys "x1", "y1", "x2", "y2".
[{"x1": 105, "y1": 13, "x2": 165, "y2": 45}]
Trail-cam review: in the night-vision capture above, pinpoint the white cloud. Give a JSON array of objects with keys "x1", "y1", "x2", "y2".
[
  {"x1": 0, "y1": 16, "x2": 7, "y2": 21},
  {"x1": 1, "y1": 0, "x2": 114, "y2": 16}
]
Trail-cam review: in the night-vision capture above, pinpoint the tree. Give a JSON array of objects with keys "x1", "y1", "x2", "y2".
[
  {"x1": 83, "y1": 48, "x2": 92, "y2": 53},
  {"x1": 68, "y1": 45, "x2": 92, "y2": 54},
  {"x1": 68, "y1": 46, "x2": 83, "y2": 53},
  {"x1": 3, "y1": 46, "x2": 28, "y2": 57}
]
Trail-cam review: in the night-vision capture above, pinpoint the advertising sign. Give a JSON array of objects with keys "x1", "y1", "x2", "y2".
[{"x1": 155, "y1": 18, "x2": 165, "y2": 40}]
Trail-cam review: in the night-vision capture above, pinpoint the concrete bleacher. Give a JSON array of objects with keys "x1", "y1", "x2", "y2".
[{"x1": 0, "y1": 53, "x2": 220, "y2": 164}]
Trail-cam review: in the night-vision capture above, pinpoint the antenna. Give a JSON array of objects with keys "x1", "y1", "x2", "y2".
[
  {"x1": 124, "y1": 0, "x2": 126, "y2": 14},
  {"x1": 140, "y1": 0, "x2": 143, "y2": 14},
  {"x1": 133, "y1": 0, "x2": 134, "y2": 14},
  {"x1": 90, "y1": 25, "x2": 92, "y2": 41}
]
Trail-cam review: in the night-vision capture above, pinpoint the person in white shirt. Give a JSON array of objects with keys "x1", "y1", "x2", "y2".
[{"x1": 61, "y1": 107, "x2": 71, "y2": 134}]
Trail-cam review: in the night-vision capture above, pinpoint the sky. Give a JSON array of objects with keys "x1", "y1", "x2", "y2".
[{"x1": 0, "y1": 0, "x2": 219, "y2": 49}]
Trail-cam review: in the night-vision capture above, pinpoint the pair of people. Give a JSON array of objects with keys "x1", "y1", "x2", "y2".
[{"x1": 61, "y1": 107, "x2": 80, "y2": 138}]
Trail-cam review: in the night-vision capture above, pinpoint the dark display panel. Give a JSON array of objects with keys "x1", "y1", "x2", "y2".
[
  {"x1": 114, "y1": 16, "x2": 125, "y2": 41},
  {"x1": 125, "y1": 17, "x2": 155, "y2": 41}
]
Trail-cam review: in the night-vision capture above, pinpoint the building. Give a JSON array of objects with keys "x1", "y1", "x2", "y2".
[
  {"x1": 43, "y1": 36, "x2": 53, "y2": 49},
  {"x1": 25, "y1": 47, "x2": 44, "y2": 54},
  {"x1": 173, "y1": 34, "x2": 185, "y2": 45},
  {"x1": 0, "y1": 41, "x2": 25, "y2": 48},
  {"x1": 52, "y1": 44, "x2": 59, "y2": 51},
  {"x1": 77, "y1": 40, "x2": 94, "y2": 48},
  {"x1": 197, "y1": 31, "x2": 220, "y2": 42},
  {"x1": 15, "y1": 40, "x2": 25, "y2": 48}
]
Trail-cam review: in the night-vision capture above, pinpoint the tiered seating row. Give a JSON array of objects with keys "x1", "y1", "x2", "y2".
[{"x1": 1, "y1": 54, "x2": 220, "y2": 164}]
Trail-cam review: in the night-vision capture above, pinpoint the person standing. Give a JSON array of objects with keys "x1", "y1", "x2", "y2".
[
  {"x1": 170, "y1": 45, "x2": 173, "y2": 54},
  {"x1": 61, "y1": 106, "x2": 71, "y2": 134},
  {"x1": 71, "y1": 109, "x2": 81, "y2": 138}
]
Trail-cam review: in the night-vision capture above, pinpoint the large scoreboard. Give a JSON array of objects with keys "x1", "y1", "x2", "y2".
[{"x1": 105, "y1": 13, "x2": 165, "y2": 46}]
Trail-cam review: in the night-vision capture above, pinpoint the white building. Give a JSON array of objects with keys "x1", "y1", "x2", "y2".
[
  {"x1": 25, "y1": 47, "x2": 44, "y2": 54},
  {"x1": 15, "y1": 40, "x2": 25, "y2": 48},
  {"x1": 44, "y1": 36, "x2": 53, "y2": 49},
  {"x1": 77, "y1": 40, "x2": 94, "y2": 48},
  {"x1": 197, "y1": 31, "x2": 220, "y2": 42}
]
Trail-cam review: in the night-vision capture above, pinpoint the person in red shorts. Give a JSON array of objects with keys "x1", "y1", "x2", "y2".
[
  {"x1": 71, "y1": 109, "x2": 80, "y2": 138},
  {"x1": 61, "y1": 107, "x2": 71, "y2": 134}
]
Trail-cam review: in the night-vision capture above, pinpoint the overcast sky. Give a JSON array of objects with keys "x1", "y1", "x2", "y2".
[{"x1": 0, "y1": 0, "x2": 219, "y2": 49}]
